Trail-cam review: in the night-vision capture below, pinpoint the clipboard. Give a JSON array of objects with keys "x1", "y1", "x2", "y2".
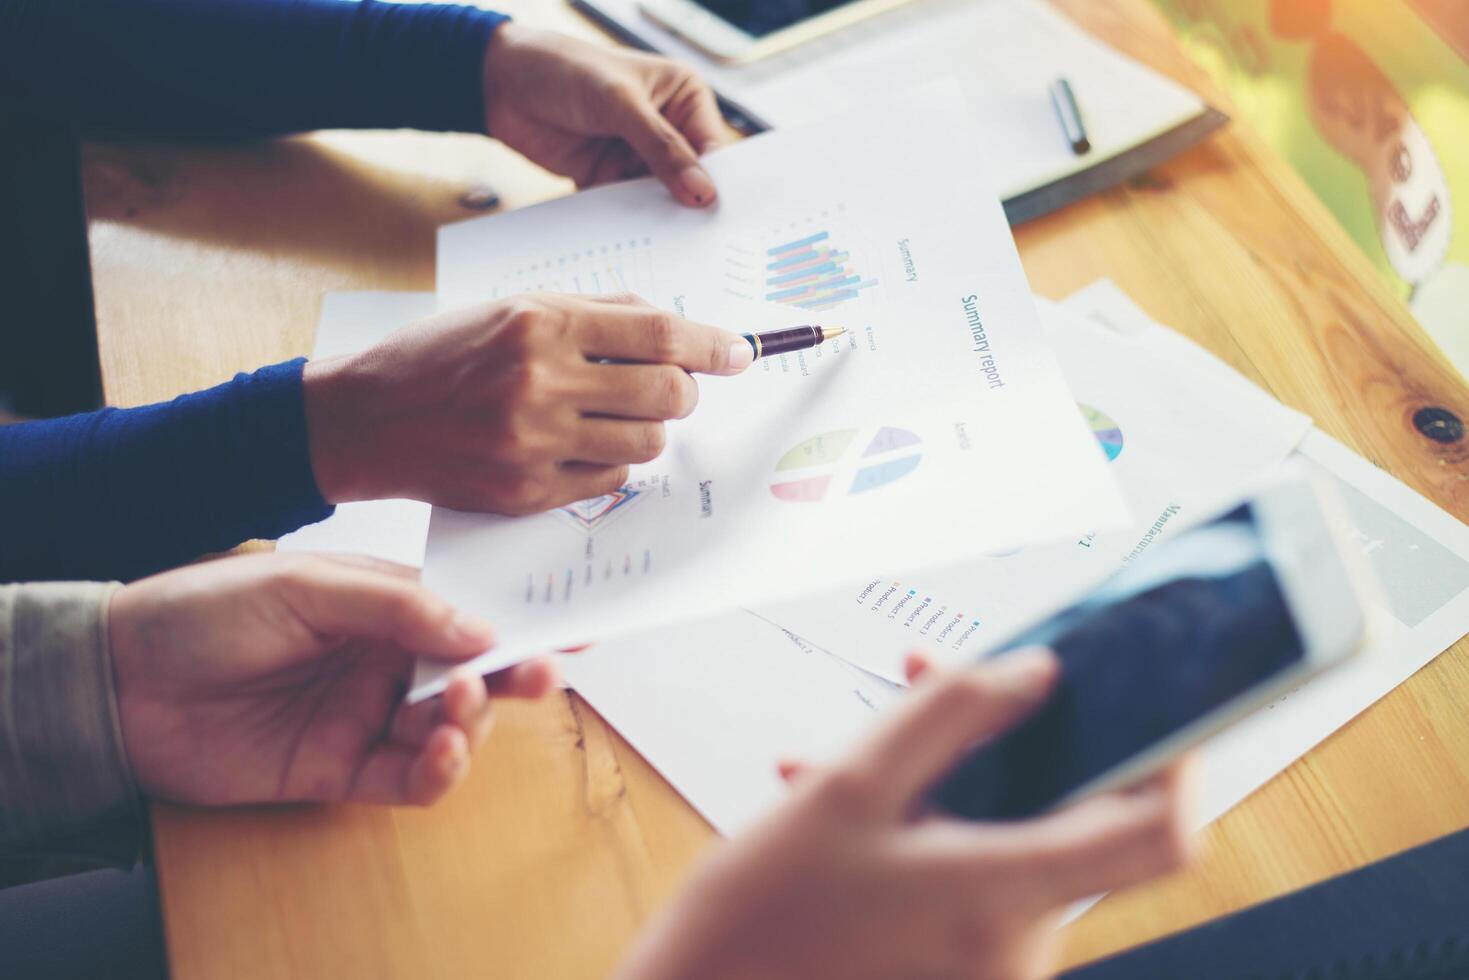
[{"x1": 569, "y1": 0, "x2": 1229, "y2": 227}]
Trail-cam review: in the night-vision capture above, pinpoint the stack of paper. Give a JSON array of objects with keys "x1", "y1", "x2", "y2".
[
  {"x1": 560, "y1": 284, "x2": 1469, "y2": 840},
  {"x1": 280, "y1": 84, "x2": 1469, "y2": 903},
  {"x1": 413, "y1": 88, "x2": 1127, "y2": 697},
  {"x1": 287, "y1": 283, "x2": 1469, "y2": 879},
  {"x1": 754, "y1": 283, "x2": 1313, "y2": 683}
]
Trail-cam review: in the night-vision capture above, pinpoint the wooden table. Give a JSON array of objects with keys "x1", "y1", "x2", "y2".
[{"x1": 83, "y1": 1, "x2": 1469, "y2": 976}]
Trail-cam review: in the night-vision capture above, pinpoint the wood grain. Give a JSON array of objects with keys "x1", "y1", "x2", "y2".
[{"x1": 82, "y1": 1, "x2": 1469, "y2": 976}]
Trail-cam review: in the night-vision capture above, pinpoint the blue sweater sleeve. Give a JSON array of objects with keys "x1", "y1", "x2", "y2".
[
  {"x1": 0, "y1": 0, "x2": 507, "y2": 136},
  {"x1": 0, "y1": 359, "x2": 332, "y2": 583}
]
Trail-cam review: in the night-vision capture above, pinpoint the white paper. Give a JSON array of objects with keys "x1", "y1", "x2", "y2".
[
  {"x1": 276, "y1": 292, "x2": 435, "y2": 567},
  {"x1": 414, "y1": 90, "x2": 1128, "y2": 699},
  {"x1": 586, "y1": 0, "x2": 1206, "y2": 199},
  {"x1": 755, "y1": 292, "x2": 1313, "y2": 681},
  {"x1": 1194, "y1": 427, "x2": 1469, "y2": 827},
  {"x1": 559, "y1": 610, "x2": 900, "y2": 835}
]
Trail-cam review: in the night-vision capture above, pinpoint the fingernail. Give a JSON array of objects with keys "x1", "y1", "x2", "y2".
[
  {"x1": 451, "y1": 611, "x2": 496, "y2": 647},
  {"x1": 725, "y1": 339, "x2": 754, "y2": 374},
  {"x1": 995, "y1": 647, "x2": 1058, "y2": 698},
  {"x1": 678, "y1": 165, "x2": 717, "y2": 206}
]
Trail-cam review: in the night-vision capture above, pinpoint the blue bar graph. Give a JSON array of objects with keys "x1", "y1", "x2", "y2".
[
  {"x1": 767, "y1": 231, "x2": 829, "y2": 255},
  {"x1": 762, "y1": 230, "x2": 875, "y2": 313}
]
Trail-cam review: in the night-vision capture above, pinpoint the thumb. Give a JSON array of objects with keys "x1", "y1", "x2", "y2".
[
  {"x1": 846, "y1": 648, "x2": 1058, "y2": 818},
  {"x1": 776, "y1": 758, "x2": 816, "y2": 786},
  {"x1": 284, "y1": 558, "x2": 497, "y2": 662},
  {"x1": 612, "y1": 93, "x2": 718, "y2": 208},
  {"x1": 990, "y1": 763, "x2": 1196, "y2": 908}
]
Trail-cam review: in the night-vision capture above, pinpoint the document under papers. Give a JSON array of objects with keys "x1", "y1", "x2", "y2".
[
  {"x1": 276, "y1": 292, "x2": 435, "y2": 567},
  {"x1": 559, "y1": 610, "x2": 898, "y2": 835},
  {"x1": 413, "y1": 92, "x2": 1127, "y2": 700},
  {"x1": 1195, "y1": 426, "x2": 1469, "y2": 828}
]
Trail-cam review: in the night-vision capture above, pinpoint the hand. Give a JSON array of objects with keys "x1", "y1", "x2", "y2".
[
  {"x1": 109, "y1": 553, "x2": 555, "y2": 807},
  {"x1": 304, "y1": 292, "x2": 752, "y2": 514},
  {"x1": 482, "y1": 24, "x2": 727, "y2": 207},
  {"x1": 617, "y1": 650, "x2": 1196, "y2": 980}
]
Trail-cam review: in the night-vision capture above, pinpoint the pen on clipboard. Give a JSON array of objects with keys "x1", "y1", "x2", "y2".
[
  {"x1": 1049, "y1": 77, "x2": 1091, "y2": 156},
  {"x1": 568, "y1": 0, "x2": 772, "y2": 136},
  {"x1": 742, "y1": 325, "x2": 846, "y2": 360}
]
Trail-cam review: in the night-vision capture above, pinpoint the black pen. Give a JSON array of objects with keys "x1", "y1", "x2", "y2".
[
  {"x1": 742, "y1": 325, "x2": 847, "y2": 360},
  {"x1": 1049, "y1": 77, "x2": 1091, "y2": 155}
]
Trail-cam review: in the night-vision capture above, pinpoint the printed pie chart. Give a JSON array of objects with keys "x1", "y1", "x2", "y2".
[
  {"x1": 1081, "y1": 404, "x2": 1124, "y2": 461},
  {"x1": 770, "y1": 427, "x2": 922, "y2": 502}
]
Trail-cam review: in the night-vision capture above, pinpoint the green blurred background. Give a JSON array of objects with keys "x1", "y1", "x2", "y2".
[{"x1": 1152, "y1": 0, "x2": 1467, "y2": 374}]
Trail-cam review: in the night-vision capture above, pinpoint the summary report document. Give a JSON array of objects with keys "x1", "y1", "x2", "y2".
[
  {"x1": 759, "y1": 285, "x2": 1312, "y2": 682},
  {"x1": 413, "y1": 92, "x2": 1127, "y2": 699}
]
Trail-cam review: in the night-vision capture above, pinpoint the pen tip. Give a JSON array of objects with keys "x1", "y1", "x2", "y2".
[{"x1": 822, "y1": 326, "x2": 847, "y2": 341}]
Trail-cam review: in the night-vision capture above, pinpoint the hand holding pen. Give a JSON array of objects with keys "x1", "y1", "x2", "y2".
[
  {"x1": 305, "y1": 293, "x2": 755, "y2": 518},
  {"x1": 742, "y1": 324, "x2": 847, "y2": 360},
  {"x1": 306, "y1": 290, "x2": 849, "y2": 520}
]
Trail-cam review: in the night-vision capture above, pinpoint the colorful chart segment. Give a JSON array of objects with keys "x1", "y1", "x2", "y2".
[
  {"x1": 557, "y1": 486, "x2": 643, "y2": 531},
  {"x1": 862, "y1": 427, "x2": 921, "y2": 455},
  {"x1": 764, "y1": 231, "x2": 877, "y2": 312},
  {"x1": 770, "y1": 475, "x2": 832, "y2": 503},
  {"x1": 850, "y1": 456, "x2": 922, "y2": 493},
  {"x1": 1082, "y1": 404, "x2": 1124, "y2": 461},
  {"x1": 770, "y1": 427, "x2": 922, "y2": 502},
  {"x1": 774, "y1": 430, "x2": 856, "y2": 471}
]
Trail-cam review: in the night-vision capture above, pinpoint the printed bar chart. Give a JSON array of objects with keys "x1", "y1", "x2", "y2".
[{"x1": 764, "y1": 230, "x2": 877, "y2": 312}]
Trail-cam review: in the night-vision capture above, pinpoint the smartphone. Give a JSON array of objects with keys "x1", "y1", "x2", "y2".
[
  {"x1": 638, "y1": 0, "x2": 922, "y2": 63},
  {"x1": 930, "y1": 469, "x2": 1375, "y2": 821}
]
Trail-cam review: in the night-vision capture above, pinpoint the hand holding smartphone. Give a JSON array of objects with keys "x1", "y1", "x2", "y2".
[{"x1": 931, "y1": 468, "x2": 1376, "y2": 820}]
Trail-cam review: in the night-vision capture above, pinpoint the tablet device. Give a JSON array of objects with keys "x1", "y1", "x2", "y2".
[{"x1": 639, "y1": 0, "x2": 921, "y2": 62}]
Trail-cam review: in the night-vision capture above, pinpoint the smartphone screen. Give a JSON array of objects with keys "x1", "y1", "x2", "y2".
[
  {"x1": 679, "y1": 0, "x2": 860, "y2": 38},
  {"x1": 930, "y1": 503, "x2": 1307, "y2": 820}
]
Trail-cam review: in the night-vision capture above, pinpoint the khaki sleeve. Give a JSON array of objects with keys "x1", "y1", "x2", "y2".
[{"x1": 0, "y1": 582, "x2": 143, "y2": 865}]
